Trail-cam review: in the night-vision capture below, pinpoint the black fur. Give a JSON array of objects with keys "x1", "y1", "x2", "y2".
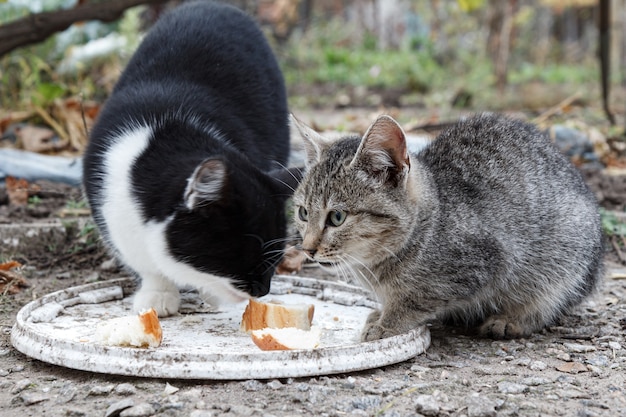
[{"x1": 83, "y1": 1, "x2": 297, "y2": 308}]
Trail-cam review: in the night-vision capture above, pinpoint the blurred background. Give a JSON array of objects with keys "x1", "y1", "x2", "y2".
[
  {"x1": 1, "y1": 0, "x2": 626, "y2": 253},
  {"x1": 1, "y1": 0, "x2": 624, "y2": 123}
]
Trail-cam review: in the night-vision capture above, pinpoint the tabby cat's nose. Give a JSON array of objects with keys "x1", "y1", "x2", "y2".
[{"x1": 303, "y1": 248, "x2": 317, "y2": 258}]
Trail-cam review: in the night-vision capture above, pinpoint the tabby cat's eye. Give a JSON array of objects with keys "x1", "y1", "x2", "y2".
[
  {"x1": 298, "y1": 206, "x2": 309, "y2": 222},
  {"x1": 327, "y1": 210, "x2": 347, "y2": 227}
]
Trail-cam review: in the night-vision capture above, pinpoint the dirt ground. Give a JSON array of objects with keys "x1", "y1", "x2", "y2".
[{"x1": 1, "y1": 121, "x2": 626, "y2": 416}]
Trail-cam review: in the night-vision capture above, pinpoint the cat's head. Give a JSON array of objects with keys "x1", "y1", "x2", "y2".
[
  {"x1": 291, "y1": 114, "x2": 417, "y2": 271},
  {"x1": 166, "y1": 155, "x2": 301, "y2": 300}
]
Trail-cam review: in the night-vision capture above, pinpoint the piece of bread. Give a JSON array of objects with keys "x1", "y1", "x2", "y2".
[
  {"x1": 94, "y1": 308, "x2": 163, "y2": 348},
  {"x1": 240, "y1": 299, "x2": 314, "y2": 332},
  {"x1": 251, "y1": 326, "x2": 321, "y2": 351}
]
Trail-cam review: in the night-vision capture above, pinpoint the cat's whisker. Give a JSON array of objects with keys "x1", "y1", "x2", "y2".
[
  {"x1": 273, "y1": 177, "x2": 296, "y2": 194},
  {"x1": 262, "y1": 236, "x2": 295, "y2": 249},
  {"x1": 274, "y1": 161, "x2": 305, "y2": 184},
  {"x1": 342, "y1": 253, "x2": 379, "y2": 290},
  {"x1": 244, "y1": 234, "x2": 264, "y2": 247}
]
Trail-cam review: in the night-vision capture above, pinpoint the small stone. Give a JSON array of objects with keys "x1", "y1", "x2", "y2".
[
  {"x1": 557, "y1": 352, "x2": 571, "y2": 361},
  {"x1": 342, "y1": 376, "x2": 356, "y2": 389},
  {"x1": 84, "y1": 271, "x2": 100, "y2": 282},
  {"x1": 351, "y1": 395, "x2": 382, "y2": 411},
  {"x1": 414, "y1": 394, "x2": 440, "y2": 416},
  {"x1": 56, "y1": 383, "x2": 78, "y2": 404},
  {"x1": 563, "y1": 343, "x2": 596, "y2": 353},
  {"x1": 608, "y1": 341, "x2": 622, "y2": 351},
  {"x1": 267, "y1": 379, "x2": 283, "y2": 390},
  {"x1": 0, "y1": 369, "x2": 9, "y2": 377},
  {"x1": 587, "y1": 364, "x2": 603, "y2": 376},
  {"x1": 64, "y1": 408, "x2": 86, "y2": 417},
  {"x1": 529, "y1": 360, "x2": 547, "y2": 371},
  {"x1": 295, "y1": 382, "x2": 310, "y2": 392},
  {"x1": 242, "y1": 379, "x2": 264, "y2": 392},
  {"x1": 410, "y1": 365, "x2": 431, "y2": 373},
  {"x1": 556, "y1": 362, "x2": 588, "y2": 374},
  {"x1": 55, "y1": 271, "x2": 72, "y2": 279},
  {"x1": 497, "y1": 381, "x2": 528, "y2": 394},
  {"x1": 100, "y1": 258, "x2": 119, "y2": 271},
  {"x1": 558, "y1": 389, "x2": 592, "y2": 399},
  {"x1": 11, "y1": 379, "x2": 33, "y2": 394},
  {"x1": 512, "y1": 358, "x2": 531, "y2": 366},
  {"x1": 466, "y1": 394, "x2": 498, "y2": 417},
  {"x1": 119, "y1": 403, "x2": 156, "y2": 417},
  {"x1": 115, "y1": 383, "x2": 137, "y2": 396},
  {"x1": 228, "y1": 405, "x2": 256, "y2": 416},
  {"x1": 12, "y1": 365, "x2": 25, "y2": 372},
  {"x1": 189, "y1": 411, "x2": 215, "y2": 417},
  {"x1": 520, "y1": 377, "x2": 551, "y2": 386},
  {"x1": 105, "y1": 398, "x2": 134, "y2": 417},
  {"x1": 163, "y1": 382, "x2": 179, "y2": 395},
  {"x1": 19, "y1": 392, "x2": 49, "y2": 406},
  {"x1": 88, "y1": 384, "x2": 114, "y2": 396},
  {"x1": 586, "y1": 354, "x2": 610, "y2": 367}
]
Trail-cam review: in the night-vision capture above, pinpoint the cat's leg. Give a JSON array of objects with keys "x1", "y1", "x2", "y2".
[
  {"x1": 361, "y1": 303, "x2": 432, "y2": 341},
  {"x1": 133, "y1": 273, "x2": 180, "y2": 316}
]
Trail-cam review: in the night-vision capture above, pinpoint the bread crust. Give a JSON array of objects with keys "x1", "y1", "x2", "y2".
[{"x1": 240, "y1": 299, "x2": 314, "y2": 332}]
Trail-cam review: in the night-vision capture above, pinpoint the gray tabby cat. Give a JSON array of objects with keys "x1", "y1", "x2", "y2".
[{"x1": 291, "y1": 113, "x2": 603, "y2": 341}]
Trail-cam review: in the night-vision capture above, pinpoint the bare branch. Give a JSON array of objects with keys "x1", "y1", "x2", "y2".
[{"x1": 0, "y1": 0, "x2": 169, "y2": 57}]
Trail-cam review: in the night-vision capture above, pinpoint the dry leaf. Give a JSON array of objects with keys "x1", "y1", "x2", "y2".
[
  {"x1": 0, "y1": 260, "x2": 22, "y2": 271},
  {"x1": 0, "y1": 111, "x2": 33, "y2": 136},
  {"x1": 0, "y1": 262, "x2": 29, "y2": 295},
  {"x1": 15, "y1": 124, "x2": 66, "y2": 153},
  {"x1": 6, "y1": 176, "x2": 41, "y2": 206}
]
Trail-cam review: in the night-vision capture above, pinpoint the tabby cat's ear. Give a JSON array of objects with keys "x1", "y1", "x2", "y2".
[
  {"x1": 290, "y1": 113, "x2": 332, "y2": 168},
  {"x1": 184, "y1": 158, "x2": 225, "y2": 210},
  {"x1": 352, "y1": 115, "x2": 410, "y2": 186}
]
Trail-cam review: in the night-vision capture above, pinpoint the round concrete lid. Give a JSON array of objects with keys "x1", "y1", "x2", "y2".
[{"x1": 11, "y1": 275, "x2": 430, "y2": 379}]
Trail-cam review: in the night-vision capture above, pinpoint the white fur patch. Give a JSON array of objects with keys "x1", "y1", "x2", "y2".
[{"x1": 100, "y1": 124, "x2": 248, "y2": 310}]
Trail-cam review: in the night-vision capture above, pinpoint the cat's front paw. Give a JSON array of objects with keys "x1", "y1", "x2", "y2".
[
  {"x1": 480, "y1": 316, "x2": 531, "y2": 339},
  {"x1": 361, "y1": 322, "x2": 400, "y2": 341},
  {"x1": 133, "y1": 288, "x2": 180, "y2": 317}
]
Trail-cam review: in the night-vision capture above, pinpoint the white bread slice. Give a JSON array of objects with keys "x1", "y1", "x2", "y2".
[
  {"x1": 94, "y1": 308, "x2": 163, "y2": 348},
  {"x1": 240, "y1": 299, "x2": 314, "y2": 332},
  {"x1": 251, "y1": 326, "x2": 321, "y2": 351}
]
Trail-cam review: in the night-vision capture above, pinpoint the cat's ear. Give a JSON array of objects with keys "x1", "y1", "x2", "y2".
[
  {"x1": 184, "y1": 159, "x2": 226, "y2": 210},
  {"x1": 352, "y1": 115, "x2": 410, "y2": 186},
  {"x1": 269, "y1": 166, "x2": 304, "y2": 198},
  {"x1": 290, "y1": 114, "x2": 332, "y2": 168}
]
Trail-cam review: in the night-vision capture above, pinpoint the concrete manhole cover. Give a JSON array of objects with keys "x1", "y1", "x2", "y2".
[{"x1": 11, "y1": 275, "x2": 430, "y2": 379}]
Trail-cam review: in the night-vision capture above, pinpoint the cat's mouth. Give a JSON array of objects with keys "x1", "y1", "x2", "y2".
[{"x1": 317, "y1": 260, "x2": 337, "y2": 267}]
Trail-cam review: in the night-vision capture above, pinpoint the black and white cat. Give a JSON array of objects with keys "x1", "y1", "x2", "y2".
[{"x1": 83, "y1": 1, "x2": 299, "y2": 316}]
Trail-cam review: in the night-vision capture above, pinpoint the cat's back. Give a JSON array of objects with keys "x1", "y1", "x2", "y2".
[
  {"x1": 418, "y1": 113, "x2": 594, "y2": 209},
  {"x1": 114, "y1": 1, "x2": 280, "y2": 92}
]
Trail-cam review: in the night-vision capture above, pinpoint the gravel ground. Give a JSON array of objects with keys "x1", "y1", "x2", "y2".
[{"x1": 1, "y1": 253, "x2": 625, "y2": 417}]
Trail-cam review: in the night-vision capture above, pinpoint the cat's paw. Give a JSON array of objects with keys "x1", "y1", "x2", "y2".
[
  {"x1": 361, "y1": 322, "x2": 400, "y2": 341},
  {"x1": 133, "y1": 288, "x2": 180, "y2": 317},
  {"x1": 480, "y1": 316, "x2": 530, "y2": 339}
]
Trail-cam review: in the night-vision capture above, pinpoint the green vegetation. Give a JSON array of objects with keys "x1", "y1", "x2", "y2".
[
  {"x1": 601, "y1": 209, "x2": 626, "y2": 237},
  {"x1": 0, "y1": 2, "x2": 607, "y2": 112}
]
